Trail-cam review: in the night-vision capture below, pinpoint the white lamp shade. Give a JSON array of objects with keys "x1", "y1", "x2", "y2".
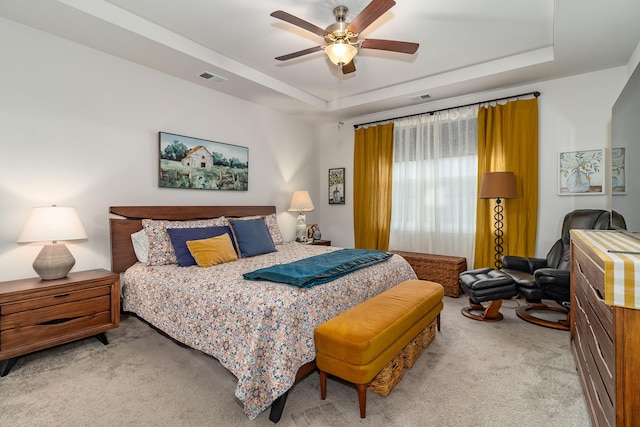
[
  {"x1": 288, "y1": 191, "x2": 315, "y2": 213},
  {"x1": 18, "y1": 206, "x2": 88, "y2": 243},
  {"x1": 325, "y1": 41, "x2": 358, "y2": 66}
]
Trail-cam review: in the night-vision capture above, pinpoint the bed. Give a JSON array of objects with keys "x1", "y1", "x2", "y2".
[{"x1": 109, "y1": 205, "x2": 417, "y2": 421}]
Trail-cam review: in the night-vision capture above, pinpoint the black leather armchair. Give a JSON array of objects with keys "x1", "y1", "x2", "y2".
[{"x1": 501, "y1": 209, "x2": 625, "y2": 330}]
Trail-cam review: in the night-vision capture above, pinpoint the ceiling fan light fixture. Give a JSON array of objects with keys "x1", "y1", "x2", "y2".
[
  {"x1": 325, "y1": 41, "x2": 358, "y2": 66},
  {"x1": 271, "y1": 0, "x2": 419, "y2": 74}
]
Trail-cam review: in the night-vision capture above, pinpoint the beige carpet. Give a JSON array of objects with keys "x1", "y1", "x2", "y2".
[{"x1": 0, "y1": 296, "x2": 589, "y2": 426}]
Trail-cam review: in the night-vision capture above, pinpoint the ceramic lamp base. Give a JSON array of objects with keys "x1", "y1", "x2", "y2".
[
  {"x1": 296, "y1": 214, "x2": 308, "y2": 242},
  {"x1": 33, "y1": 243, "x2": 76, "y2": 280}
]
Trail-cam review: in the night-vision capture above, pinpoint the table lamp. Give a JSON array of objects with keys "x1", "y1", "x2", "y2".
[
  {"x1": 17, "y1": 206, "x2": 88, "y2": 280},
  {"x1": 288, "y1": 191, "x2": 314, "y2": 242},
  {"x1": 479, "y1": 172, "x2": 517, "y2": 268}
]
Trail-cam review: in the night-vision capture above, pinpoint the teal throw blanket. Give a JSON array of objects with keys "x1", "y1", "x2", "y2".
[{"x1": 243, "y1": 248, "x2": 393, "y2": 288}]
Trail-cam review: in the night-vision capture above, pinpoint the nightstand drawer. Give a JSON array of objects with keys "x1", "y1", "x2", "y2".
[
  {"x1": 1, "y1": 294, "x2": 111, "y2": 330},
  {"x1": 1, "y1": 311, "x2": 112, "y2": 352},
  {"x1": 1, "y1": 286, "x2": 111, "y2": 315}
]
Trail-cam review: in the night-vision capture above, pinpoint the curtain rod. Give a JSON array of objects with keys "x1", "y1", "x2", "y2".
[{"x1": 353, "y1": 91, "x2": 540, "y2": 129}]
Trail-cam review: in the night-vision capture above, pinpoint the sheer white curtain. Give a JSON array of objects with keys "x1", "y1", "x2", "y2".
[{"x1": 390, "y1": 108, "x2": 479, "y2": 265}]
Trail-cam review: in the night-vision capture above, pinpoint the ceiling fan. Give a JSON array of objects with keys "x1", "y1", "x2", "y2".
[{"x1": 271, "y1": 0, "x2": 419, "y2": 74}]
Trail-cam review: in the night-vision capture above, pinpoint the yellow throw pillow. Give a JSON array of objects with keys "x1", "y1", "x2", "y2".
[{"x1": 186, "y1": 234, "x2": 238, "y2": 267}]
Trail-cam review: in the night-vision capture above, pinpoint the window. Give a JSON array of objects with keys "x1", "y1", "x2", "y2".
[{"x1": 390, "y1": 108, "x2": 478, "y2": 262}]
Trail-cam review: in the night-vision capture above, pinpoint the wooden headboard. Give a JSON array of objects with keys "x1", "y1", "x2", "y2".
[{"x1": 109, "y1": 205, "x2": 277, "y2": 273}]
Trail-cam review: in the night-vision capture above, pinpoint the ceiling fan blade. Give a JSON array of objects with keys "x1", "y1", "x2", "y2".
[
  {"x1": 342, "y1": 60, "x2": 356, "y2": 74},
  {"x1": 360, "y1": 38, "x2": 419, "y2": 54},
  {"x1": 275, "y1": 46, "x2": 324, "y2": 61},
  {"x1": 271, "y1": 10, "x2": 329, "y2": 38},
  {"x1": 347, "y1": 0, "x2": 396, "y2": 35}
]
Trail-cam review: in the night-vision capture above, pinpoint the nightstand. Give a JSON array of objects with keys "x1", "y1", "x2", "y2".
[
  {"x1": 0, "y1": 268, "x2": 120, "y2": 376},
  {"x1": 310, "y1": 240, "x2": 331, "y2": 246}
]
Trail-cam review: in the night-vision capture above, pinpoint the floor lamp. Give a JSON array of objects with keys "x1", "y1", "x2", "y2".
[{"x1": 479, "y1": 172, "x2": 517, "y2": 269}]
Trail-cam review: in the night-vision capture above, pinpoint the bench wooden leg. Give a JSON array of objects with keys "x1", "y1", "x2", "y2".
[
  {"x1": 320, "y1": 370, "x2": 327, "y2": 400},
  {"x1": 357, "y1": 383, "x2": 367, "y2": 418},
  {"x1": 436, "y1": 312, "x2": 441, "y2": 331}
]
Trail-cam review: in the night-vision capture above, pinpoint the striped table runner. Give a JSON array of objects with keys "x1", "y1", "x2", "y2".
[{"x1": 573, "y1": 229, "x2": 640, "y2": 309}]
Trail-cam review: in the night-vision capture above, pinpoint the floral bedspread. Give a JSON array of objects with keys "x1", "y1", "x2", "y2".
[{"x1": 122, "y1": 242, "x2": 417, "y2": 419}]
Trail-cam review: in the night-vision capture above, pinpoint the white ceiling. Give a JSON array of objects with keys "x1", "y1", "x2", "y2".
[{"x1": 2, "y1": 0, "x2": 640, "y2": 123}]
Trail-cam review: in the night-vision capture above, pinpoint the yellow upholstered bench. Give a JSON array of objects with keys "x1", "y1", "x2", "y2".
[{"x1": 314, "y1": 279, "x2": 444, "y2": 418}]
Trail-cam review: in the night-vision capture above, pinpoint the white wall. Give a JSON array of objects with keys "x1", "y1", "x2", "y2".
[
  {"x1": 0, "y1": 17, "x2": 631, "y2": 281},
  {"x1": 628, "y1": 41, "x2": 640, "y2": 77},
  {"x1": 0, "y1": 19, "x2": 320, "y2": 281},
  {"x1": 316, "y1": 67, "x2": 628, "y2": 260}
]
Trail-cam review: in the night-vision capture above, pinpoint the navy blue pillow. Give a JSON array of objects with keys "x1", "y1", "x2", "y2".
[
  {"x1": 228, "y1": 218, "x2": 276, "y2": 258},
  {"x1": 167, "y1": 226, "x2": 237, "y2": 267}
]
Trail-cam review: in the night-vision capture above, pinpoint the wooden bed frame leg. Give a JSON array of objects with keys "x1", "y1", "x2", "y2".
[
  {"x1": 268, "y1": 359, "x2": 317, "y2": 423},
  {"x1": 357, "y1": 383, "x2": 367, "y2": 418},
  {"x1": 320, "y1": 370, "x2": 327, "y2": 400},
  {"x1": 269, "y1": 391, "x2": 289, "y2": 423}
]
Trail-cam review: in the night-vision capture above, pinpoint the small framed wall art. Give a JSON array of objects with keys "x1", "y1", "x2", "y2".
[
  {"x1": 159, "y1": 131, "x2": 248, "y2": 191},
  {"x1": 329, "y1": 167, "x2": 345, "y2": 204},
  {"x1": 611, "y1": 146, "x2": 627, "y2": 194},
  {"x1": 558, "y1": 148, "x2": 604, "y2": 195}
]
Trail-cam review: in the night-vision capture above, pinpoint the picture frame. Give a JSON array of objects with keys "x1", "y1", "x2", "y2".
[
  {"x1": 306, "y1": 224, "x2": 319, "y2": 241},
  {"x1": 558, "y1": 148, "x2": 604, "y2": 195},
  {"x1": 611, "y1": 146, "x2": 627, "y2": 194},
  {"x1": 159, "y1": 131, "x2": 248, "y2": 191},
  {"x1": 329, "y1": 167, "x2": 345, "y2": 204}
]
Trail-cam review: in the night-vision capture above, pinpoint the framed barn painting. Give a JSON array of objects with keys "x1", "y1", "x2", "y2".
[
  {"x1": 159, "y1": 132, "x2": 248, "y2": 190},
  {"x1": 329, "y1": 167, "x2": 345, "y2": 204}
]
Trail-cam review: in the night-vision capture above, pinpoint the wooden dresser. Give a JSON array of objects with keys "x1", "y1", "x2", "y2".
[
  {"x1": 0, "y1": 268, "x2": 120, "y2": 376},
  {"x1": 570, "y1": 230, "x2": 640, "y2": 426}
]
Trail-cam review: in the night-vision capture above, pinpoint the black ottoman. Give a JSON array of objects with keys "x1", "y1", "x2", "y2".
[{"x1": 458, "y1": 268, "x2": 517, "y2": 321}]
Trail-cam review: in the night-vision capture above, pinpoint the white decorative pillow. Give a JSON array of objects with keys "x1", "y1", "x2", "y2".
[
  {"x1": 231, "y1": 213, "x2": 284, "y2": 245},
  {"x1": 143, "y1": 217, "x2": 227, "y2": 266},
  {"x1": 131, "y1": 229, "x2": 149, "y2": 263}
]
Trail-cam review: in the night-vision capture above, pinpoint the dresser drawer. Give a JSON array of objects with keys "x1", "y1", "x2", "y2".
[
  {"x1": 574, "y1": 281, "x2": 614, "y2": 381},
  {"x1": 573, "y1": 243, "x2": 606, "y2": 296},
  {"x1": 572, "y1": 321, "x2": 615, "y2": 427},
  {"x1": 574, "y1": 293, "x2": 615, "y2": 403},
  {"x1": 574, "y1": 266, "x2": 613, "y2": 339}
]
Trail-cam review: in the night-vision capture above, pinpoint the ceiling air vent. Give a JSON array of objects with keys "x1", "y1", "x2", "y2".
[
  {"x1": 409, "y1": 93, "x2": 431, "y2": 102},
  {"x1": 198, "y1": 72, "x2": 227, "y2": 83}
]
